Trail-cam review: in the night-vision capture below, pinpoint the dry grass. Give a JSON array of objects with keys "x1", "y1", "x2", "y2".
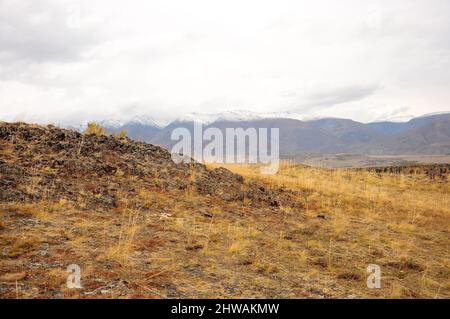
[
  {"x1": 84, "y1": 122, "x2": 106, "y2": 136},
  {"x1": 198, "y1": 162, "x2": 450, "y2": 298},
  {"x1": 97, "y1": 208, "x2": 141, "y2": 267},
  {"x1": 1, "y1": 161, "x2": 449, "y2": 298}
]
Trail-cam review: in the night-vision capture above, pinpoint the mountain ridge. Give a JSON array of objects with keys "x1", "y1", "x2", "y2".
[{"x1": 51, "y1": 111, "x2": 450, "y2": 157}]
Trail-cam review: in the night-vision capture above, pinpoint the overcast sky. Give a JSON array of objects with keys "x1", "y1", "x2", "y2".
[{"x1": 0, "y1": 0, "x2": 449, "y2": 125}]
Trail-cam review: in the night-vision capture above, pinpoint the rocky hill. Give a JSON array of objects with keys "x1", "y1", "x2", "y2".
[{"x1": 0, "y1": 122, "x2": 292, "y2": 208}]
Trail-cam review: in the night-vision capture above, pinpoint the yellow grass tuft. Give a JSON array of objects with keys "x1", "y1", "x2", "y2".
[{"x1": 84, "y1": 122, "x2": 107, "y2": 136}]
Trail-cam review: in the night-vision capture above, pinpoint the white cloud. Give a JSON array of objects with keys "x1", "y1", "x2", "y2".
[
  {"x1": 0, "y1": 0, "x2": 100, "y2": 63},
  {"x1": 0, "y1": 0, "x2": 449, "y2": 124}
]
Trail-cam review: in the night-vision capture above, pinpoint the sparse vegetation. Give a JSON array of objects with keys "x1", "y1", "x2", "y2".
[
  {"x1": 84, "y1": 122, "x2": 107, "y2": 136},
  {"x1": 114, "y1": 129, "x2": 127, "y2": 140}
]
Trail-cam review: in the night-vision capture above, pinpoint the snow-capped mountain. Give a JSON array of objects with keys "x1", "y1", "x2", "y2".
[
  {"x1": 96, "y1": 115, "x2": 163, "y2": 142},
  {"x1": 415, "y1": 111, "x2": 450, "y2": 119},
  {"x1": 150, "y1": 111, "x2": 450, "y2": 156},
  {"x1": 99, "y1": 115, "x2": 163, "y2": 129},
  {"x1": 174, "y1": 110, "x2": 307, "y2": 125}
]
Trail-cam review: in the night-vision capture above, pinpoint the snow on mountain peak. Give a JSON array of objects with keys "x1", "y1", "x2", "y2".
[
  {"x1": 99, "y1": 115, "x2": 162, "y2": 128},
  {"x1": 126, "y1": 115, "x2": 162, "y2": 127},
  {"x1": 175, "y1": 110, "x2": 307, "y2": 125}
]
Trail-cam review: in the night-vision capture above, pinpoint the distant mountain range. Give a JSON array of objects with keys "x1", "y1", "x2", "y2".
[{"x1": 76, "y1": 111, "x2": 450, "y2": 156}]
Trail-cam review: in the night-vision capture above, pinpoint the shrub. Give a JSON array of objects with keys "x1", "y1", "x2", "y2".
[
  {"x1": 84, "y1": 122, "x2": 106, "y2": 136},
  {"x1": 114, "y1": 129, "x2": 127, "y2": 139}
]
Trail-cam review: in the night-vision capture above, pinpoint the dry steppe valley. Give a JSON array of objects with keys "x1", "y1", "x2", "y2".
[{"x1": 0, "y1": 122, "x2": 449, "y2": 298}]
